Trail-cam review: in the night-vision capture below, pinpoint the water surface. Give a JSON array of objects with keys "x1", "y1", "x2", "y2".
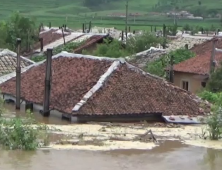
[{"x1": 0, "y1": 141, "x2": 221, "y2": 170}]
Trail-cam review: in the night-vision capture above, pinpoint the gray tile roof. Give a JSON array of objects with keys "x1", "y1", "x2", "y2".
[{"x1": 0, "y1": 49, "x2": 35, "y2": 76}]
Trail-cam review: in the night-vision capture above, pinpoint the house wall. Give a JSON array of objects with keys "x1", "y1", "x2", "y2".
[
  {"x1": 173, "y1": 71, "x2": 207, "y2": 93},
  {"x1": 1, "y1": 94, "x2": 165, "y2": 123},
  {"x1": 1, "y1": 94, "x2": 78, "y2": 123}
]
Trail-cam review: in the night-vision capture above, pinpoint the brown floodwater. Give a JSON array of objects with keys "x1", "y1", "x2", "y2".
[
  {"x1": 0, "y1": 141, "x2": 221, "y2": 170},
  {"x1": 3, "y1": 103, "x2": 70, "y2": 125},
  {"x1": 1, "y1": 104, "x2": 222, "y2": 170}
]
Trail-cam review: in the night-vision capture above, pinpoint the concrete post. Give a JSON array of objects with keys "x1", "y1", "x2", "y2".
[
  {"x1": 16, "y1": 38, "x2": 21, "y2": 110},
  {"x1": 43, "y1": 48, "x2": 53, "y2": 117}
]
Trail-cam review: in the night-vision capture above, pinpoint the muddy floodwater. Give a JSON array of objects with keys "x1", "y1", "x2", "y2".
[
  {"x1": 0, "y1": 141, "x2": 221, "y2": 170},
  {"x1": 1, "y1": 104, "x2": 222, "y2": 170}
]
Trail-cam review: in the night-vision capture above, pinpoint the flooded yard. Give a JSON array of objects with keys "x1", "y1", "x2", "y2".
[
  {"x1": 1, "y1": 103, "x2": 222, "y2": 170},
  {"x1": 0, "y1": 141, "x2": 222, "y2": 170}
]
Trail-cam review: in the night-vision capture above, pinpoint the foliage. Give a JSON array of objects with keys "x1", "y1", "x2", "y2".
[
  {"x1": 31, "y1": 55, "x2": 46, "y2": 62},
  {"x1": 0, "y1": 107, "x2": 49, "y2": 150},
  {"x1": 30, "y1": 41, "x2": 84, "y2": 62},
  {"x1": 207, "y1": 63, "x2": 222, "y2": 92},
  {"x1": 207, "y1": 106, "x2": 222, "y2": 140},
  {"x1": 198, "y1": 90, "x2": 221, "y2": 104},
  {"x1": 88, "y1": 39, "x2": 130, "y2": 58},
  {"x1": 198, "y1": 90, "x2": 222, "y2": 140},
  {"x1": 83, "y1": 32, "x2": 165, "y2": 58},
  {"x1": 126, "y1": 32, "x2": 165, "y2": 54},
  {"x1": 53, "y1": 41, "x2": 85, "y2": 55},
  {"x1": 146, "y1": 48, "x2": 195, "y2": 77},
  {"x1": 2, "y1": 12, "x2": 38, "y2": 52},
  {"x1": 167, "y1": 24, "x2": 178, "y2": 36}
]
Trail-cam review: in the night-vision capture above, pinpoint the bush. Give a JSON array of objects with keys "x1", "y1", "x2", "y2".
[
  {"x1": 207, "y1": 106, "x2": 222, "y2": 140},
  {"x1": 198, "y1": 90, "x2": 220, "y2": 104},
  {"x1": 126, "y1": 32, "x2": 165, "y2": 54},
  {"x1": 0, "y1": 110, "x2": 49, "y2": 150},
  {"x1": 198, "y1": 90, "x2": 222, "y2": 140},
  {"x1": 207, "y1": 63, "x2": 222, "y2": 92},
  {"x1": 146, "y1": 48, "x2": 194, "y2": 77}
]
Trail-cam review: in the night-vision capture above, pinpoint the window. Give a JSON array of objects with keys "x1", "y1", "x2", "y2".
[
  {"x1": 182, "y1": 81, "x2": 189, "y2": 91},
  {"x1": 201, "y1": 82, "x2": 206, "y2": 88}
]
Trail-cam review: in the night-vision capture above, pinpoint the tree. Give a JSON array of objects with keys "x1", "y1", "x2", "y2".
[
  {"x1": 198, "y1": 1, "x2": 201, "y2": 6},
  {"x1": 0, "y1": 21, "x2": 9, "y2": 49},
  {"x1": 207, "y1": 63, "x2": 222, "y2": 92},
  {"x1": 4, "y1": 12, "x2": 38, "y2": 52},
  {"x1": 147, "y1": 48, "x2": 195, "y2": 77}
]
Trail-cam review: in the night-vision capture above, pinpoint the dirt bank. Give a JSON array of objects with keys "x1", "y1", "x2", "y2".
[{"x1": 44, "y1": 123, "x2": 222, "y2": 150}]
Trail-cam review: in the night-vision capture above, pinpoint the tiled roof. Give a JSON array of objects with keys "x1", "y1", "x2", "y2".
[
  {"x1": 74, "y1": 35, "x2": 107, "y2": 53},
  {"x1": 0, "y1": 49, "x2": 35, "y2": 77},
  {"x1": 0, "y1": 52, "x2": 208, "y2": 117},
  {"x1": 173, "y1": 38, "x2": 222, "y2": 75},
  {"x1": 34, "y1": 28, "x2": 70, "y2": 50}
]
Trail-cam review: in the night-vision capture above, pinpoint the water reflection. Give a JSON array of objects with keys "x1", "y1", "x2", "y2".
[
  {"x1": 203, "y1": 148, "x2": 222, "y2": 170},
  {"x1": 3, "y1": 103, "x2": 69, "y2": 125}
]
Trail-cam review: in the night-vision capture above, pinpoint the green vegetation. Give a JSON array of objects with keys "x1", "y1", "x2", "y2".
[
  {"x1": 0, "y1": 107, "x2": 49, "y2": 150},
  {"x1": 0, "y1": 12, "x2": 38, "y2": 52},
  {"x1": 207, "y1": 102, "x2": 222, "y2": 140},
  {"x1": 198, "y1": 63, "x2": 222, "y2": 140},
  {"x1": 146, "y1": 48, "x2": 195, "y2": 77},
  {"x1": 31, "y1": 41, "x2": 84, "y2": 62},
  {"x1": 199, "y1": 91, "x2": 222, "y2": 140},
  {"x1": 0, "y1": 0, "x2": 222, "y2": 30},
  {"x1": 83, "y1": 32, "x2": 164, "y2": 58}
]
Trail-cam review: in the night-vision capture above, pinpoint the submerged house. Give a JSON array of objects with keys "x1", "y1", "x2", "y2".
[
  {"x1": 0, "y1": 52, "x2": 209, "y2": 122},
  {"x1": 173, "y1": 38, "x2": 222, "y2": 93},
  {"x1": 0, "y1": 49, "x2": 35, "y2": 83}
]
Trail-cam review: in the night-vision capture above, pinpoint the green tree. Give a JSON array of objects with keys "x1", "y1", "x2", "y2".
[
  {"x1": 147, "y1": 49, "x2": 195, "y2": 77},
  {"x1": 207, "y1": 63, "x2": 222, "y2": 92},
  {"x1": 5, "y1": 12, "x2": 38, "y2": 52},
  {"x1": 126, "y1": 32, "x2": 165, "y2": 54},
  {"x1": 0, "y1": 21, "x2": 9, "y2": 49}
]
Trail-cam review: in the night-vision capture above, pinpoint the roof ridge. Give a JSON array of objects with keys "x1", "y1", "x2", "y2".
[
  {"x1": 0, "y1": 49, "x2": 35, "y2": 64},
  {"x1": 72, "y1": 60, "x2": 122, "y2": 112}
]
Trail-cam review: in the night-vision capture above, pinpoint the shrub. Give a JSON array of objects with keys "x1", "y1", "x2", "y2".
[
  {"x1": 207, "y1": 105, "x2": 222, "y2": 140},
  {"x1": 198, "y1": 90, "x2": 220, "y2": 104},
  {"x1": 0, "y1": 109, "x2": 49, "y2": 150},
  {"x1": 146, "y1": 48, "x2": 194, "y2": 77}
]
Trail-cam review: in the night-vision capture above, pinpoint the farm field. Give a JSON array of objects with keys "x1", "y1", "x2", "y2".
[{"x1": 0, "y1": 0, "x2": 222, "y2": 29}]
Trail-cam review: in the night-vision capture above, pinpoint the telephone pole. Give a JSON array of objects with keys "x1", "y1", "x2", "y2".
[{"x1": 125, "y1": 0, "x2": 128, "y2": 44}]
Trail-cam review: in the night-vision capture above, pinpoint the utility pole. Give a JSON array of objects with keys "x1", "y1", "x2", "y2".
[
  {"x1": 125, "y1": 0, "x2": 128, "y2": 44},
  {"x1": 42, "y1": 48, "x2": 53, "y2": 117},
  {"x1": 15, "y1": 38, "x2": 21, "y2": 110},
  {"x1": 210, "y1": 39, "x2": 217, "y2": 75}
]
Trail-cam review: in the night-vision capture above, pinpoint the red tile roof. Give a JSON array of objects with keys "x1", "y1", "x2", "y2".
[
  {"x1": 74, "y1": 35, "x2": 107, "y2": 53},
  {"x1": 173, "y1": 38, "x2": 222, "y2": 75},
  {"x1": 34, "y1": 29, "x2": 70, "y2": 50},
  {"x1": 0, "y1": 53, "x2": 208, "y2": 117}
]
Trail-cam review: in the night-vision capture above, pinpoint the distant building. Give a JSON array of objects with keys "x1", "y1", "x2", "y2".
[{"x1": 173, "y1": 38, "x2": 222, "y2": 93}]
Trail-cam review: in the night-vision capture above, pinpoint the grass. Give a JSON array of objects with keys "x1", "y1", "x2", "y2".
[{"x1": 0, "y1": 0, "x2": 222, "y2": 29}]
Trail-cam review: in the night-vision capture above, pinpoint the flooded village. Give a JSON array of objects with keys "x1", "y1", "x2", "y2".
[{"x1": 0, "y1": 19, "x2": 222, "y2": 170}]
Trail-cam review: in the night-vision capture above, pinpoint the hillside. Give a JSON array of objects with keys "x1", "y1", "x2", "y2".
[{"x1": 0, "y1": 0, "x2": 222, "y2": 29}]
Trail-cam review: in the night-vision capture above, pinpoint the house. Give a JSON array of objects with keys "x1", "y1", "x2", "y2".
[
  {"x1": 0, "y1": 49, "x2": 35, "y2": 80},
  {"x1": 34, "y1": 28, "x2": 108, "y2": 54},
  {"x1": 173, "y1": 38, "x2": 222, "y2": 93},
  {"x1": 74, "y1": 34, "x2": 110, "y2": 54},
  {"x1": 0, "y1": 52, "x2": 209, "y2": 123}
]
